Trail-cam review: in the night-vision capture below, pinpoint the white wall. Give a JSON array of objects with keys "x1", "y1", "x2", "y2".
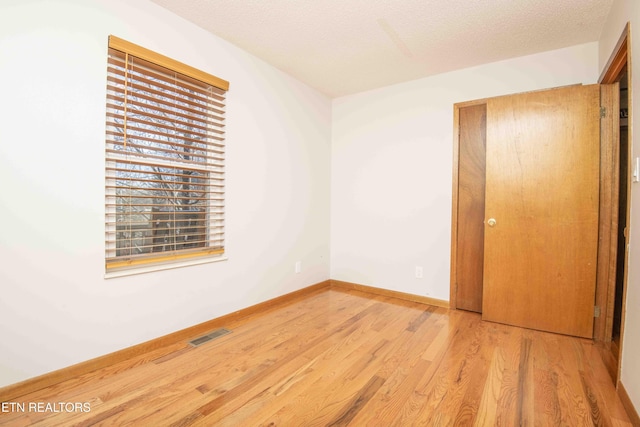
[
  {"x1": 0, "y1": 0, "x2": 331, "y2": 387},
  {"x1": 330, "y1": 43, "x2": 599, "y2": 300},
  {"x1": 599, "y1": 0, "x2": 640, "y2": 413}
]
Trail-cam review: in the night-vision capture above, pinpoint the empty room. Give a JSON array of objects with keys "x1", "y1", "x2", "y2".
[{"x1": 1, "y1": 0, "x2": 640, "y2": 425}]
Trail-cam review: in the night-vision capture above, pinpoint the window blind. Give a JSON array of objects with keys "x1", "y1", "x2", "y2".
[{"x1": 105, "y1": 36, "x2": 229, "y2": 272}]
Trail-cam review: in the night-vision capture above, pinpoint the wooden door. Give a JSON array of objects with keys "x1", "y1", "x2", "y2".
[
  {"x1": 482, "y1": 85, "x2": 600, "y2": 338},
  {"x1": 455, "y1": 104, "x2": 486, "y2": 312}
]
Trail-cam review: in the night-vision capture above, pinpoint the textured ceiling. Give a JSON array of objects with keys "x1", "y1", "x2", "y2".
[{"x1": 149, "y1": 0, "x2": 614, "y2": 98}]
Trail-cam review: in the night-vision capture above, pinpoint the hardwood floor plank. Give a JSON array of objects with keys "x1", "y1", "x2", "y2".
[
  {"x1": 474, "y1": 346, "x2": 505, "y2": 426},
  {"x1": 492, "y1": 323, "x2": 525, "y2": 425},
  {"x1": 516, "y1": 337, "x2": 534, "y2": 426},
  {"x1": 452, "y1": 323, "x2": 495, "y2": 425},
  {"x1": 533, "y1": 368, "x2": 563, "y2": 426},
  {"x1": 0, "y1": 288, "x2": 634, "y2": 427},
  {"x1": 579, "y1": 370, "x2": 607, "y2": 427},
  {"x1": 325, "y1": 375, "x2": 386, "y2": 426},
  {"x1": 556, "y1": 337, "x2": 595, "y2": 425},
  {"x1": 582, "y1": 341, "x2": 633, "y2": 424}
]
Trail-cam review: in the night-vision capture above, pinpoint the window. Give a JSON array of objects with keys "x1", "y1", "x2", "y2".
[{"x1": 105, "y1": 36, "x2": 229, "y2": 273}]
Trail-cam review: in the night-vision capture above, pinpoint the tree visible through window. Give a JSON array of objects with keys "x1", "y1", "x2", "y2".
[{"x1": 105, "y1": 36, "x2": 229, "y2": 272}]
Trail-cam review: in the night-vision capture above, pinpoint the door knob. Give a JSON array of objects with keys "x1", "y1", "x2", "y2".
[{"x1": 487, "y1": 218, "x2": 497, "y2": 227}]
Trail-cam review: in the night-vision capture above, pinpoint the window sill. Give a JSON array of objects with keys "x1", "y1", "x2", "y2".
[{"x1": 104, "y1": 256, "x2": 228, "y2": 279}]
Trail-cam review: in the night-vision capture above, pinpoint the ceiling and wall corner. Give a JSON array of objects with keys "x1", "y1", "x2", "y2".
[{"x1": 150, "y1": 0, "x2": 614, "y2": 98}]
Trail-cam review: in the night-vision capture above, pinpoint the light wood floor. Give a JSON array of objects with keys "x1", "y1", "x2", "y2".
[{"x1": 0, "y1": 288, "x2": 633, "y2": 426}]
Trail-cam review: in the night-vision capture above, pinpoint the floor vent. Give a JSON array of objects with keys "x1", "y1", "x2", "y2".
[{"x1": 189, "y1": 328, "x2": 231, "y2": 347}]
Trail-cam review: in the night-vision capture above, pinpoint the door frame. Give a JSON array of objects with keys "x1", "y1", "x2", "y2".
[{"x1": 595, "y1": 22, "x2": 631, "y2": 386}]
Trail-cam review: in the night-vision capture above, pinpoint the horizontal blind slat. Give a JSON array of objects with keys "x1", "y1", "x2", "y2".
[
  {"x1": 106, "y1": 69, "x2": 226, "y2": 111},
  {"x1": 106, "y1": 117, "x2": 212, "y2": 144},
  {"x1": 106, "y1": 167, "x2": 225, "y2": 184},
  {"x1": 106, "y1": 89, "x2": 224, "y2": 125},
  {"x1": 106, "y1": 148, "x2": 211, "y2": 168},
  {"x1": 105, "y1": 149, "x2": 225, "y2": 173},
  {"x1": 105, "y1": 139, "x2": 224, "y2": 164},
  {"x1": 107, "y1": 238, "x2": 225, "y2": 254},
  {"x1": 106, "y1": 183, "x2": 223, "y2": 193},
  {"x1": 106, "y1": 128, "x2": 224, "y2": 148},
  {"x1": 106, "y1": 112, "x2": 225, "y2": 139},
  {"x1": 106, "y1": 175, "x2": 222, "y2": 187},
  {"x1": 107, "y1": 95, "x2": 224, "y2": 132},
  {"x1": 106, "y1": 82, "x2": 225, "y2": 125}
]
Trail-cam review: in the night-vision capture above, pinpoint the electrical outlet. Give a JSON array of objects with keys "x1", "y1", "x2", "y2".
[
  {"x1": 295, "y1": 261, "x2": 301, "y2": 274},
  {"x1": 415, "y1": 266, "x2": 423, "y2": 279}
]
